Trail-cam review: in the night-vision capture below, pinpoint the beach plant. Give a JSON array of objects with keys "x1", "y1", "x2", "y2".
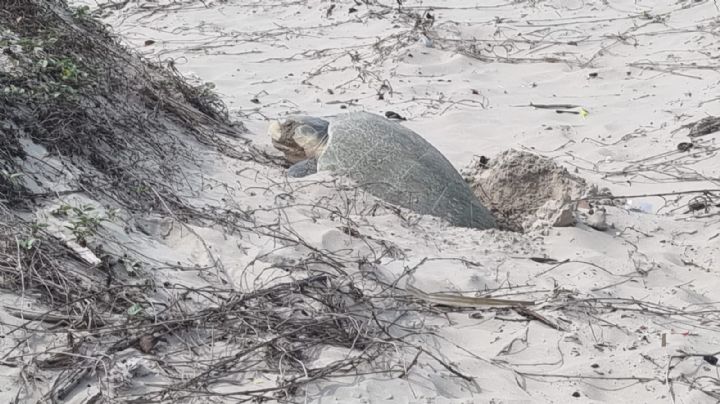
[
  {"x1": 17, "y1": 236, "x2": 37, "y2": 250},
  {"x1": 53, "y1": 203, "x2": 114, "y2": 245},
  {"x1": 72, "y1": 5, "x2": 90, "y2": 19}
]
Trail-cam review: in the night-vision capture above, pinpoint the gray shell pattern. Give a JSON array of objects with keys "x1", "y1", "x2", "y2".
[{"x1": 317, "y1": 112, "x2": 496, "y2": 229}]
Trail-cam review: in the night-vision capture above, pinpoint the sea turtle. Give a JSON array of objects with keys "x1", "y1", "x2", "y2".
[{"x1": 268, "y1": 112, "x2": 496, "y2": 230}]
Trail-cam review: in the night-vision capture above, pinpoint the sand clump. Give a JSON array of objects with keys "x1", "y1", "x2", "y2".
[{"x1": 463, "y1": 149, "x2": 599, "y2": 231}]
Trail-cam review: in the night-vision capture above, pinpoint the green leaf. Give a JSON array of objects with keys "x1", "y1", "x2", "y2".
[
  {"x1": 127, "y1": 303, "x2": 143, "y2": 316},
  {"x1": 19, "y1": 238, "x2": 36, "y2": 250}
]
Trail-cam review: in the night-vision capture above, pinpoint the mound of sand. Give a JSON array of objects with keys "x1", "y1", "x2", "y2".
[{"x1": 463, "y1": 149, "x2": 600, "y2": 231}]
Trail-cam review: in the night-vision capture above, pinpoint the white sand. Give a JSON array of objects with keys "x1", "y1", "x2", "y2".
[{"x1": 12, "y1": 0, "x2": 718, "y2": 402}]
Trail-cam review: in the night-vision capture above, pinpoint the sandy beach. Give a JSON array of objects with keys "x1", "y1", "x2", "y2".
[{"x1": 1, "y1": 0, "x2": 719, "y2": 402}]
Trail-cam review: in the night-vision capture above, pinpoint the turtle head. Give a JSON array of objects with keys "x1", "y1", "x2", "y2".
[{"x1": 268, "y1": 116, "x2": 330, "y2": 163}]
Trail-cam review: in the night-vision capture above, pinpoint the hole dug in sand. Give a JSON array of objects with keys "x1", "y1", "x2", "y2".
[{"x1": 463, "y1": 149, "x2": 611, "y2": 232}]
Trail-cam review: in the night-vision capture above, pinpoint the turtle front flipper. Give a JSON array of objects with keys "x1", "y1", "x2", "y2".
[{"x1": 287, "y1": 159, "x2": 318, "y2": 178}]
